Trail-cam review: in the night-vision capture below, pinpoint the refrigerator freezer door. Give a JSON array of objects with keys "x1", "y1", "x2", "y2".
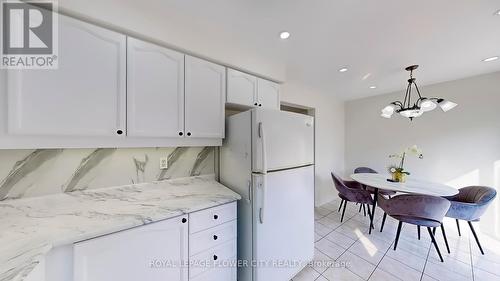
[
  {"x1": 253, "y1": 165, "x2": 314, "y2": 281},
  {"x1": 252, "y1": 109, "x2": 314, "y2": 173}
]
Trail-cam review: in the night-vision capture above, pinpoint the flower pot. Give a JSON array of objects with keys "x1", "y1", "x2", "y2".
[{"x1": 392, "y1": 172, "x2": 407, "y2": 183}]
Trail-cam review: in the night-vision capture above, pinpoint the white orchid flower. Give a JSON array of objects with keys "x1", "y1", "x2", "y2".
[
  {"x1": 405, "y1": 145, "x2": 423, "y2": 158},
  {"x1": 405, "y1": 145, "x2": 421, "y2": 155}
]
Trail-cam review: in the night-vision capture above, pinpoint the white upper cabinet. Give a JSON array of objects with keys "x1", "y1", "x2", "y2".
[
  {"x1": 74, "y1": 216, "x2": 189, "y2": 281},
  {"x1": 127, "y1": 37, "x2": 185, "y2": 138},
  {"x1": 185, "y1": 56, "x2": 225, "y2": 138},
  {"x1": 225, "y1": 68, "x2": 280, "y2": 110},
  {"x1": 226, "y1": 69, "x2": 257, "y2": 107},
  {"x1": 6, "y1": 14, "x2": 126, "y2": 137},
  {"x1": 257, "y1": 79, "x2": 280, "y2": 110}
]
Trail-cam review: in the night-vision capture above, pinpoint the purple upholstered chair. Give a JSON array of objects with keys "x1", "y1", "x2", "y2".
[
  {"x1": 445, "y1": 186, "x2": 497, "y2": 255},
  {"x1": 353, "y1": 167, "x2": 397, "y2": 217},
  {"x1": 353, "y1": 167, "x2": 397, "y2": 197},
  {"x1": 378, "y1": 194, "x2": 451, "y2": 262},
  {"x1": 331, "y1": 172, "x2": 373, "y2": 223}
]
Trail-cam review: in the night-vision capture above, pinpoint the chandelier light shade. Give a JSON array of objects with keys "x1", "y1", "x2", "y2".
[{"x1": 381, "y1": 65, "x2": 457, "y2": 120}]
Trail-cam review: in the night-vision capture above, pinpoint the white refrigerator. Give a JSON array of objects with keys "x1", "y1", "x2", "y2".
[{"x1": 220, "y1": 108, "x2": 315, "y2": 281}]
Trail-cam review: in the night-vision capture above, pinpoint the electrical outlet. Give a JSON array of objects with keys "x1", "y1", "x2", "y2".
[{"x1": 159, "y1": 157, "x2": 168, "y2": 170}]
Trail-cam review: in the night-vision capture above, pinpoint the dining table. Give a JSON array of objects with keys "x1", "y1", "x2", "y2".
[{"x1": 350, "y1": 173, "x2": 459, "y2": 234}]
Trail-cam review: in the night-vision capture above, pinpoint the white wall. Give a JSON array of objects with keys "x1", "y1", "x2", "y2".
[
  {"x1": 282, "y1": 82, "x2": 345, "y2": 206},
  {"x1": 345, "y1": 71, "x2": 500, "y2": 237}
]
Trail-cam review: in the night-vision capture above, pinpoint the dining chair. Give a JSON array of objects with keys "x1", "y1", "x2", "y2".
[
  {"x1": 353, "y1": 167, "x2": 397, "y2": 227},
  {"x1": 331, "y1": 172, "x2": 374, "y2": 223},
  {"x1": 444, "y1": 186, "x2": 497, "y2": 255},
  {"x1": 353, "y1": 167, "x2": 397, "y2": 196},
  {"x1": 378, "y1": 194, "x2": 451, "y2": 262}
]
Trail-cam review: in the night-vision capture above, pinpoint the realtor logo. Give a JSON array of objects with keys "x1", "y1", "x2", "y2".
[{"x1": 1, "y1": 0, "x2": 58, "y2": 69}]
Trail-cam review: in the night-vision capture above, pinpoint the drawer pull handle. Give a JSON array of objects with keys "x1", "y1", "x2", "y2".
[
  {"x1": 213, "y1": 255, "x2": 218, "y2": 261},
  {"x1": 181, "y1": 218, "x2": 187, "y2": 223},
  {"x1": 213, "y1": 214, "x2": 219, "y2": 220},
  {"x1": 213, "y1": 235, "x2": 218, "y2": 240}
]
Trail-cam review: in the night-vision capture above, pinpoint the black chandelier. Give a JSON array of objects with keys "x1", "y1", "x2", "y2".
[{"x1": 381, "y1": 65, "x2": 457, "y2": 120}]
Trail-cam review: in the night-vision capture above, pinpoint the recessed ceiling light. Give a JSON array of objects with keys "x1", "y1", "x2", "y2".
[
  {"x1": 369, "y1": 86, "x2": 377, "y2": 89},
  {"x1": 279, "y1": 31, "x2": 290, "y2": 39},
  {"x1": 495, "y1": 9, "x2": 500, "y2": 15},
  {"x1": 338, "y1": 67, "x2": 348, "y2": 73},
  {"x1": 482, "y1": 56, "x2": 499, "y2": 62}
]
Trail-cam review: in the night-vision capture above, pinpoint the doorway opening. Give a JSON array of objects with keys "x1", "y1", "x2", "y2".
[{"x1": 280, "y1": 102, "x2": 315, "y2": 117}]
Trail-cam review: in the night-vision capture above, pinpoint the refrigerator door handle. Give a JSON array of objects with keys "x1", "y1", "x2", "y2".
[
  {"x1": 259, "y1": 176, "x2": 266, "y2": 224},
  {"x1": 247, "y1": 180, "x2": 252, "y2": 204},
  {"x1": 258, "y1": 122, "x2": 267, "y2": 174}
]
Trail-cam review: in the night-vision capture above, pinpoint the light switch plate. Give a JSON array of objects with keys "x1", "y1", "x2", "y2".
[{"x1": 159, "y1": 157, "x2": 168, "y2": 170}]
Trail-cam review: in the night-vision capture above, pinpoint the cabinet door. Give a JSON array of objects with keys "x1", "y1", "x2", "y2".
[
  {"x1": 226, "y1": 69, "x2": 257, "y2": 107},
  {"x1": 127, "y1": 37, "x2": 184, "y2": 137},
  {"x1": 7, "y1": 14, "x2": 126, "y2": 137},
  {"x1": 185, "y1": 56, "x2": 225, "y2": 138},
  {"x1": 257, "y1": 79, "x2": 280, "y2": 110},
  {"x1": 74, "y1": 216, "x2": 189, "y2": 281}
]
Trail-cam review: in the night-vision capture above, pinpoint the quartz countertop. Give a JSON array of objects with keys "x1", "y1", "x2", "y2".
[{"x1": 0, "y1": 175, "x2": 241, "y2": 281}]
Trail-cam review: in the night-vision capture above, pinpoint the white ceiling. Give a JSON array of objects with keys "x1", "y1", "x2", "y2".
[{"x1": 69, "y1": 0, "x2": 500, "y2": 100}]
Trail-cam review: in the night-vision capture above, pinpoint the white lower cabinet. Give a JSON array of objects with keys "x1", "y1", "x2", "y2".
[
  {"x1": 73, "y1": 215, "x2": 189, "y2": 281},
  {"x1": 189, "y1": 202, "x2": 237, "y2": 281},
  {"x1": 65, "y1": 202, "x2": 237, "y2": 281},
  {"x1": 189, "y1": 240, "x2": 237, "y2": 280},
  {"x1": 190, "y1": 265, "x2": 237, "y2": 281}
]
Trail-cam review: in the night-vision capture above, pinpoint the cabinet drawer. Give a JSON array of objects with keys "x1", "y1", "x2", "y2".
[
  {"x1": 190, "y1": 264, "x2": 236, "y2": 281},
  {"x1": 189, "y1": 202, "x2": 236, "y2": 234},
  {"x1": 190, "y1": 220, "x2": 236, "y2": 256},
  {"x1": 189, "y1": 239, "x2": 236, "y2": 279}
]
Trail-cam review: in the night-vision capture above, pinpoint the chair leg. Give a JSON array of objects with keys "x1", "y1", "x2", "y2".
[
  {"x1": 433, "y1": 227, "x2": 437, "y2": 235},
  {"x1": 417, "y1": 226, "x2": 421, "y2": 240},
  {"x1": 468, "y1": 221, "x2": 484, "y2": 255},
  {"x1": 362, "y1": 204, "x2": 367, "y2": 217},
  {"x1": 380, "y1": 212, "x2": 387, "y2": 232},
  {"x1": 340, "y1": 201, "x2": 347, "y2": 222},
  {"x1": 358, "y1": 203, "x2": 362, "y2": 213},
  {"x1": 394, "y1": 221, "x2": 403, "y2": 250},
  {"x1": 366, "y1": 207, "x2": 374, "y2": 229},
  {"x1": 338, "y1": 199, "x2": 345, "y2": 212},
  {"x1": 441, "y1": 223, "x2": 450, "y2": 254},
  {"x1": 427, "y1": 227, "x2": 444, "y2": 262},
  {"x1": 456, "y1": 219, "x2": 461, "y2": 236},
  {"x1": 369, "y1": 188, "x2": 379, "y2": 234}
]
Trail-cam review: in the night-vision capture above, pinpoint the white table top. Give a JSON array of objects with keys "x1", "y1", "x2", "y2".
[{"x1": 350, "y1": 173, "x2": 458, "y2": 197}]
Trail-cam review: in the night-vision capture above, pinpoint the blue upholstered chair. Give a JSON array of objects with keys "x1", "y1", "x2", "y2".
[
  {"x1": 445, "y1": 186, "x2": 497, "y2": 255},
  {"x1": 378, "y1": 194, "x2": 451, "y2": 262}
]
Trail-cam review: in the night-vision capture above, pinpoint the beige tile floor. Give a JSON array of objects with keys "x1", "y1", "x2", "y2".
[{"x1": 291, "y1": 197, "x2": 500, "y2": 281}]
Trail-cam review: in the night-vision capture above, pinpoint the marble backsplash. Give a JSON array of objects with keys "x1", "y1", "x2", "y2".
[{"x1": 0, "y1": 147, "x2": 215, "y2": 200}]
